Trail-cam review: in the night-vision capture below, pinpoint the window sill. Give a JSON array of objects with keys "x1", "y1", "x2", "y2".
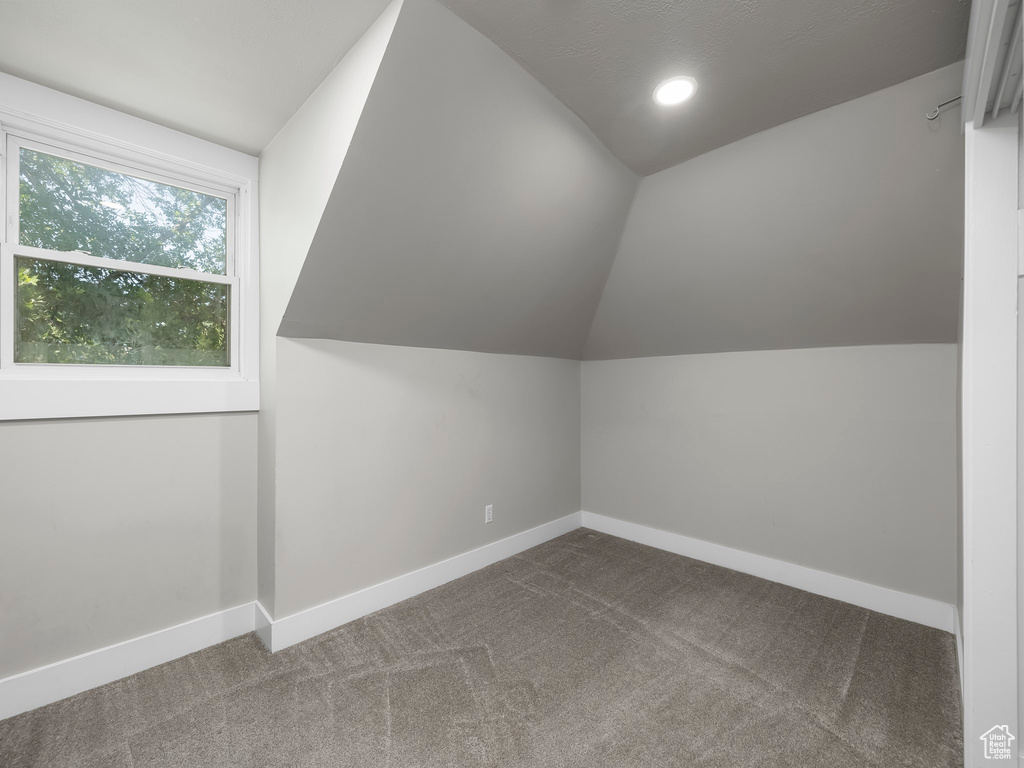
[{"x1": 0, "y1": 378, "x2": 259, "y2": 421}]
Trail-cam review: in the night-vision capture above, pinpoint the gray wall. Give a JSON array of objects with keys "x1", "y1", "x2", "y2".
[
  {"x1": 273, "y1": 338, "x2": 581, "y2": 617},
  {"x1": 258, "y1": 0, "x2": 403, "y2": 615},
  {"x1": 260, "y1": 0, "x2": 627, "y2": 619},
  {"x1": 1018, "y1": 108, "x2": 1023, "y2": 210},
  {"x1": 0, "y1": 413, "x2": 257, "y2": 678},
  {"x1": 280, "y1": 0, "x2": 637, "y2": 359},
  {"x1": 584, "y1": 63, "x2": 965, "y2": 360},
  {"x1": 582, "y1": 344, "x2": 958, "y2": 602}
]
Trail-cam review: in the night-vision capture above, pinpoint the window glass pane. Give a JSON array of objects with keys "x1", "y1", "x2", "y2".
[
  {"x1": 16, "y1": 257, "x2": 229, "y2": 367},
  {"x1": 18, "y1": 147, "x2": 227, "y2": 275}
]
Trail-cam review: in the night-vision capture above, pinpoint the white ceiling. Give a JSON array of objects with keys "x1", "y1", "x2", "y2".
[
  {"x1": 0, "y1": 0, "x2": 969, "y2": 174},
  {"x1": 0, "y1": 0, "x2": 392, "y2": 156}
]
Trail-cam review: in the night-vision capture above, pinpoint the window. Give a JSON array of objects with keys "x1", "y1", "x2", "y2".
[
  {"x1": 10, "y1": 141, "x2": 235, "y2": 367},
  {"x1": 0, "y1": 83, "x2": 258, "y2": 420}
]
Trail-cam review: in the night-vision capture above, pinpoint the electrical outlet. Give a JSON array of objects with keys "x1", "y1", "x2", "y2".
[{"x1": 485, "y1": 505, "x2": 493, "y2": 524}]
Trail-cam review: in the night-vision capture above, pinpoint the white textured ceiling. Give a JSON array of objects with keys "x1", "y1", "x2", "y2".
[
  {"x1": 0, "y1": 0, "x2": 969, "y2": 173},
  {"x1": 436, "y1": 0, "x2": 971, "y2": 174},
  {"x1": 0, "y1": 0, "x2": 391, "y2": 156}
]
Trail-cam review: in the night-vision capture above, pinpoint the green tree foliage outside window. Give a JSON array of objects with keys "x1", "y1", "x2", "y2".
[{"x1": 15, "y1": 148, "x2": 230, "y2": 366}]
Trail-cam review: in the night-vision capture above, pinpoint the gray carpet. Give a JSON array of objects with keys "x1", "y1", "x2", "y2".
[{"x1": 0, "y1": 529, "x2": 962, "y2": 767}]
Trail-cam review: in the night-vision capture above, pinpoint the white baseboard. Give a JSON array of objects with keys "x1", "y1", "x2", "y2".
[
  {"x1": 254, "y1": 599, "x2": 274, "y2": 651},
  {"x1": 953, "y1": 606, "x2": 964, "y2": 702},
  {"x1": 0, "y1": 601, "x2": 257, "y2": 721},
  {"x1": 2, "y1": 509, "x2": 957, "y2": 722},
  {"x1": 263, "y1": 512, "x2": 583, "y2": 652},
  {"x1": 0, "y1": 515, "x2": 582, "y2": 719},
  {"x1": 581, "y1": 512, "x2": 957, "y2": 634}
]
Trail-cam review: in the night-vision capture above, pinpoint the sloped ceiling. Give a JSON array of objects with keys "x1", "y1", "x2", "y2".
[
  {"x1": 0, "y1": 0, "x2": 968, "y2": 175},
  {"x1": 437, "y1": 0, "x2": 970, "y2": 175},
  {"x1": 0, "y1": 0, "x2": 393, "y2": 155},
  {"x1": 0, "y1": 0, "x2": 967, "y2": 361},
  {"x1": 583, "y1": 64, "x2": 965, "y2": 360},
  {"x1": 279, "y1": 0, "x2": 637, "y2": 360},
  {"x1": 260, "y1": 0, "x2": 403, "y2": 338}
]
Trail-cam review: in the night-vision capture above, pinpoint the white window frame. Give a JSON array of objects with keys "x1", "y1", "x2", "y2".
[{"x1": 0, "y1": 77, "x2": 259, "y2": 420}]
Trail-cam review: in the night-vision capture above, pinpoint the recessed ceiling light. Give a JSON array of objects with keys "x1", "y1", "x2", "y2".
[{"x1": 653, "y1": 76, "x2": 698, "y2": 106}]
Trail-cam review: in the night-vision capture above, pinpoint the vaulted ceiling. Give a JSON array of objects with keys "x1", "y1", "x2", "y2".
[
  {"x1": 583, "y1": 63, "x2": 965, "y2": 359},
  {"x1": 0, "y1": 0, "x2": 970, "y2": 174},
  {"x1": 2, "y1": 0, "x2": 969, "y2": 361},
  {"x1": 436, "y1": 0, "x2": 971, "y2": 175},
  {"x1": 269, "y1": 0, "x2": 964, "y2": 361},
  {"x1": 0, "y1": 0, "x2": 394, "y2": 155},
  {"x1": 278, "y1": 0, "x2": 637, "y2": 359}
]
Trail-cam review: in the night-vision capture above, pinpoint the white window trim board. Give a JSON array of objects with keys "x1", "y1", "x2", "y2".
[
  {"x1": 961, "y1": 115, "x2": 1020, "y2": 767},
  {"x1": 0, "y1": 73, "x2": 259, "y2": 420}
]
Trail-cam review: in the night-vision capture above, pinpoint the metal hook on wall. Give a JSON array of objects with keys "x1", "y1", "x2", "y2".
[{"x1": 926, "y1": 95, "x2": 962, "y2": 121}]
